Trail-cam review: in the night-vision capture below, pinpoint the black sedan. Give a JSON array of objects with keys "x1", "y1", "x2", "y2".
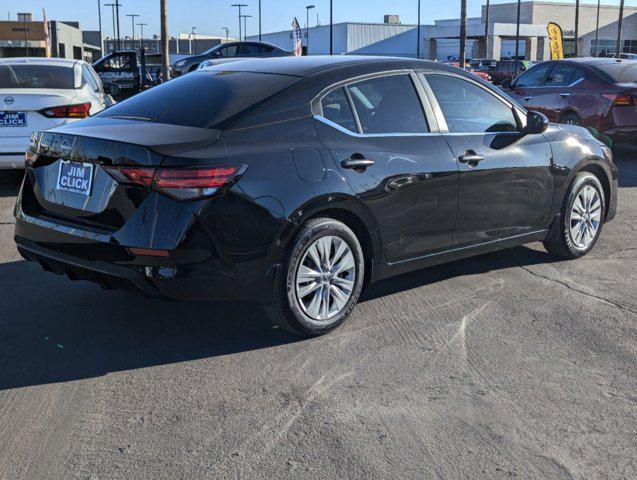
[
  {"x1": 15, "y1": 56, "x2": 618, "y2": 336},
  {"x1": 170, "y1": 41, "x2": 292, "y2": 77}
]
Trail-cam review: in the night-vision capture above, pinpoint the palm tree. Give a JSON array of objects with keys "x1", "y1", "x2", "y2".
[
  {"x1": 160, "y1": 0, "x2": 169, "y2": 81},
  {"x1": 574, "y1": 0, "x2": 580, "y2": 57},
  {"x1": 616, "y1": 0, "x2": 625, "y2": 56},
  {"x1": 484, "y1": 0, "x2": 490, "y2": 58}
]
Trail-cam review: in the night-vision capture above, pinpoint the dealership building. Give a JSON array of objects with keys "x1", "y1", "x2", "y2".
[{"x1": 249, "y1": 1, "x2": 636, "y2": 61}]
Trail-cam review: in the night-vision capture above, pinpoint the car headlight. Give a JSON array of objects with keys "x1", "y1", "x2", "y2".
[{"x1": 174, "y1": 60, "x2": 186, "y2": 68}]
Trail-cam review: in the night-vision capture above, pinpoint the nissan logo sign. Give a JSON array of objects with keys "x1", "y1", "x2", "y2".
[
  {"x1": 3, "y1": 97, "x2": 15, "y2": 106},
  {"x1": 59, "y1": 138, "x2": 73, "y2": 156}
]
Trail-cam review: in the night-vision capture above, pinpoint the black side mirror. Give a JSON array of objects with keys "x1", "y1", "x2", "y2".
[
  {"x1": 525, "y1": 110, "x2": 549, "y2": 134},
  {"x1": 501, "y1": 79, "x2": 512, "y2": 89}
]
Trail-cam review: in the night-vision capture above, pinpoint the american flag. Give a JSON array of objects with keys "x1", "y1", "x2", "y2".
[{"x1": 291, "y1": 17, "x2": 302, "y2": 56}]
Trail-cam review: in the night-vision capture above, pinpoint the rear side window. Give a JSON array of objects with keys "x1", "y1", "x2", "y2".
[
  {"x1": 97, "y1": 70, "x2": 299, "y2": 128},
  {"x1": 347, "y1": 75, "x2": 428, "y2": 134},
  {"x1": 426, "y1": 74, "x2": 517, "y2": 133},
  {"x1": 0, "y1": 64, "x2": 75, "y2": 89},
  {"x1": 592, "y1": 62, "x2": 637, "y2": 83},
  {"x1": 320, "y1": 88, "x2": 357, "y2": 132}
]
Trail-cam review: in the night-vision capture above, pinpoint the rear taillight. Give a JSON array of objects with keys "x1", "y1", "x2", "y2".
[
  {"x1": 39, "y1": 103, "x2": 91, "y2": 119},
  {"x1": 104, "y1": 164, "x2": 246, "y2": 200},
  {"x1": 602, "y1": 94, "x2": 635, "y2": 107}
]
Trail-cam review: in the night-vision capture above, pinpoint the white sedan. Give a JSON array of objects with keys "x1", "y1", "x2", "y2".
[{"x1": 0, "y1": 58, "x2": 114, "y2": 169}]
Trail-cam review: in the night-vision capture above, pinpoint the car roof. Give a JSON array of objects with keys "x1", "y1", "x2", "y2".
[
  {"x1": 0, "y1": 57, "x2": 81, "y2": 67},
  {"x1": 559, "y1": 57, "x2": 634, "y2": 66},
  {"x1": 208, "y1": 55, "x2": 446, "y2": 77}
]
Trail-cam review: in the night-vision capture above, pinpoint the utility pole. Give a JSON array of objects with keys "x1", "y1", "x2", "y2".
[
  {"x1": 258, "y1": 0, "x2": 262, "y2": 42},
  {"x1": 459, "y1": 0, "x2": 467, "y2": 69},
  {"x1": 241, "y1": 14, "x2": 252, "y2": 41},
  {"x1": 222, "y1": 27, "x2": 229, "y2": 41},
  {"x1": 574, "y1": 0, "x2": 579, "y2": 57},
  {"x1": 616, "y1": 0, "x2": 625, "y2": 56},
  {"x1": 231, "y1": 4, "x2": 247, "y2": 42},
  {"x1": 114, "y1": 0, "x2": 121, "y2": 50},
  {"x1": 160, "y1": 0, "x2": 169, "y2": 82},
  {"x1": 417, "y1": 0, "x2": 421, "y2": 59},
  {"x1": 138, "y1": 22, "x2": 147, "y2": 50},
  {"x1": 126, "y1": 13, "x2": 139, "y2": 49},
  {"x1": 484, "y1": 0, "x2": 490, "y2": 58},
  {"x1": 191, "y1": 26, "x2": 197, "y2": 54},
  {"x1": 594, "y1": 0, "x2": 600, "y2": 57},
  {"x1": 23, "y1": 14, "x2": 29, "y2": 56},
  {"x1": 514, "y1": 0, "x2": 521, "y2": 76},
  {"x1": 306, "y1": 5, "x2": 315, "y2": 55},
  {"x1": 329, "y1": 0, "x2": 333, "y2": 55},
  {"x1": 97, "y1": 0, "x2": 103, "y2": 56}
]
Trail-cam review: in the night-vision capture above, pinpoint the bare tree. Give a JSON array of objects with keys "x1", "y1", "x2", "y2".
[
  {"x1": 160, "y1": 0, "x2": 170, "y2": 82},
  {"x1": 459, "y1": 0, "x2": 467, "y2": 68}
]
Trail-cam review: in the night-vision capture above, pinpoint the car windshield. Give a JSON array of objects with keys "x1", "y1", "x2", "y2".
[
  {"x1": 593, "y1": 62, "x2": 637, "y2": 83},
  {"x1": 0, "y1": 64, "x2": 75, "y2": 89},
  {"x1": 97, "y1": 70, "x2": 300, "y2": 129}
]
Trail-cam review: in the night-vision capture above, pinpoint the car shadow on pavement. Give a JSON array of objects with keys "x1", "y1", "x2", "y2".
[
  {"x1": 0, "y1": 171, "x2": 23, "y2": 197},
  {"x1": 0, "y1": 244, "x2": 556, "y2": 391}
]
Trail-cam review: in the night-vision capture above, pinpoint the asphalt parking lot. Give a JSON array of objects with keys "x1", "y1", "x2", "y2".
[{"x1": 0, "y1": 151, "x2": 635, "y2": 480}]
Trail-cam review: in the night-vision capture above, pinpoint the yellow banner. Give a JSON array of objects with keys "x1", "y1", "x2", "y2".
[{"x1": 546, "y1": 22, "x2": 564, "y2": 60}]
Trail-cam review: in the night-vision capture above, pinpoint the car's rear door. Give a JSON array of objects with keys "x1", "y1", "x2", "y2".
[
  {"x1": 542, "y1": 62, "x2": 585, "y2": 121},
  {"x1": 314, "y1": 72, "x2": 459, "y2": 263},
  {"x1": 421, "y1": 71, "x2": 554, "y2": 247}
]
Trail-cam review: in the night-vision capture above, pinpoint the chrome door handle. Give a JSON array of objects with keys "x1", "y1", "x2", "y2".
[
  {"x1": 560, "y1": 92, "x2": 570, "y2": 98},
  {"x1": 524, "y1": 95, "x2": 532, "y2": 101},
  {"x1": 341, "y1": 158, "x2": 374, "y2": 169},
  {"x1": 458, "y1": 151, "x2": 484, "y2": 166}
]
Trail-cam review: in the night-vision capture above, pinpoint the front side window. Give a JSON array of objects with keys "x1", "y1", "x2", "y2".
[
  {"x1": 320, "y1": 88, "x2": 357, "y2": 132},
  {"x1": 514, "y1": 63, "x2": 551, "y2": 88},
  {"x1": 426, "y1": 74, "x2": 518, "y2": 133},
  {"x1": 545, "y1": 63, "x2": 577, "y2": 86},
  {"x1": 219, "y1": 45, "x2": 238, "y2": 57},
  {"x1": 346, "y1": 75, "x2": 428, "y2": 134}
]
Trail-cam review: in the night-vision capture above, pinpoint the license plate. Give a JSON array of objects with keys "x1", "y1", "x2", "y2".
[
  {"x1": 57, "y1": 161, "x2": 94, "y2": 196},
  {"x1": 0, "y1": 111, "x2": 27, "y2": 127}
]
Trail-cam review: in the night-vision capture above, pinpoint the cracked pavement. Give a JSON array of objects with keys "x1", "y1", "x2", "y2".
[{"x1": 0, "y1": 150, "x2": 635, "y2": 479}]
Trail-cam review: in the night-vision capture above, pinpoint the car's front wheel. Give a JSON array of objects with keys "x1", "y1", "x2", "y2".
[
  {"x1": 265, "y1": 218, "x2": 365, "y2": 337},
  {"x1": 544, "y1": 172, "x2": 605, "y2": 259}
]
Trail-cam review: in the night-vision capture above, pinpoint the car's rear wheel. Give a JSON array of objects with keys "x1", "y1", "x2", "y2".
[
  {"x1": 543, "y1": 172, "x2": 605, "y2": 259},
  {"x1": 265, "y1": 218, "x2": 365, "y2": 337}
]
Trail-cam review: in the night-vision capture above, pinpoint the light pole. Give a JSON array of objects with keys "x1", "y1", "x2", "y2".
[
  {"x1": 126, "y1": 13, "x2": 139, "y2": 49},
  {"x1": 138, "y1": 22, "x2": 147, "y2": 50},
  {"x1": 594, "y1": 0, "x2": 600, "y2": 56},
  {"x1": 191, "y1": 26, "x2": 197, "y2": 54},
  {"x1": 222, "y1": 27, "x2": 230, "y2": 41},
  {"x1": 306, "y1": 5, "x2": 315, "y2": 55},
  {"x1": 417, "y1": 0, "x2": 421, "y2": 59},
  {"x1": 97, "y1": 0, "x2": 103, "y2": 55},
  {"x1": 616, "y1": 0, "x2": 625, "y2": 56},
  {"x1": 23, "y1": 15, "x2": 29, "y2": 56},
  {"x1": 329, "y1": 0, "x2": 333, "y2": 55},
  {"x1": 114, "y1": 0, "x2": 121, "y2": 50},
  {"x1": 231, "y1": 4, "x2": 247, "y2": 42},
  {"x1": 258, "y1": 0, "x2": 262, "y2": 42},
  {"x1": 240, "y1": 14, "x2": 252, "y2": 41},
  {"x1": 514, "y1": 0, "x2": 521, "y2": 76},
  {"x1": 105, "y1": 3, "x2": 117, "y2": 50},
  {"x1": 459, "y1": 0, "x2": 467, "y2": 69}
]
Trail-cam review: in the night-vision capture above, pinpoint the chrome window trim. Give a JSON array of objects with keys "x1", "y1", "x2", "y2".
[
  {"x1": 312, "y1": 69, "x2": 439, "y2": 136},
  {"x1": 313, "y1": 115, "x2": 442, "y2": 138}
]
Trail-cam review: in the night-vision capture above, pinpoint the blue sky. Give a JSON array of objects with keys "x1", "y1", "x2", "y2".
[{"x1": 9, "y1": 0, "x2": 631, "y2": 39}]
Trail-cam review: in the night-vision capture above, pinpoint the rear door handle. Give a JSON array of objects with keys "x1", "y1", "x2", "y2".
[
  {"x1": 524, "y1": 95, "x2": 532, "y2": 101},
  {"x1": 560, "y1": 92, "x2": 570, "y2": 98},
  {"x1": 458, "y1": 151, "x2": 484, "y2": 166},
  {"x1": 341, "y1": 158, "x2": 374, "y2": 169}
]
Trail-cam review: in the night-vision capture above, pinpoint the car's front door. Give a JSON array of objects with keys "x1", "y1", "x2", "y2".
[
  {"x1": 314, "y1": 72, "x2": 459, "y2": 263},
  {"x1": 508, "y1": 62, "x2": 557, "y2": 119},
  {"x1": 422, "y1": 72, "x2": 554, "y2": 247}
]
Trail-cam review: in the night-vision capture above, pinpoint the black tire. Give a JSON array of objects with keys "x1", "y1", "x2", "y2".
[
  {"x1": 560, "y1": 112, "x2": 583, "y2": 126},
  {"x1": 543, "y1": 172, "x2": 605, "y2": 259},
  {"x1": 264, "y1": 218, "x2": 365, "y2": 337}
]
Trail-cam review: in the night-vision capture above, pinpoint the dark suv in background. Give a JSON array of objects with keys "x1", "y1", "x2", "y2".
[
  {"x1": 504, "y1": 58, "x2": 637, "y2": 146},
  {"x1": 491, "y1": 59, "x2": 533, "y2": 85},
  {"x1": 170, "y1": 41, "x2": 293, "y2": 77}
]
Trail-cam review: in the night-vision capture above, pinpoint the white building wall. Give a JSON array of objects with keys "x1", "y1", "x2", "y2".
[{"x1": 247, "y1": 23, "x2": 349, "y2": 55}]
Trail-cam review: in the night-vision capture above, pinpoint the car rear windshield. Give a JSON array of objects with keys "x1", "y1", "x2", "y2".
[
  {"x1": 0, "y1": 64, "x2": 75, "y2": 89},
  {"x1": 593, "y1": 62, "x2": 637, "y2": 83},
  {"x1": 97, "y1": 70, "x2": 300, "y2": 128}
]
